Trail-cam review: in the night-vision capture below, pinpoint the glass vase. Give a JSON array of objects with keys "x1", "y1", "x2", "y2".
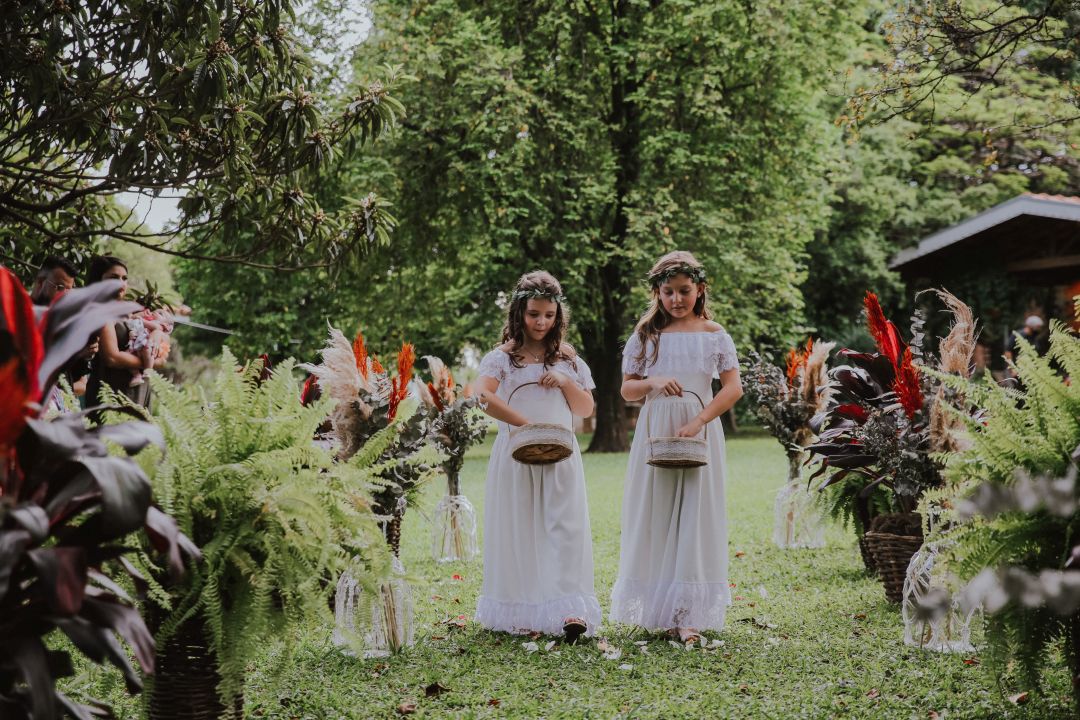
[
  {"x1": 902, "y1": 543, "x2": 976, "y2": 653},
  {"x1": 431, "y1": 493, "x2": 479, "y2": 563},
  {"x1": 772, "y1": 452, "x2": 826, "y2": 549}
]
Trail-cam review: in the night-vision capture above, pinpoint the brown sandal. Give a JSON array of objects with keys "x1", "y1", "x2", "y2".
[{"x1": 563, "y1": 617, "x2": 587, "y2": 644}]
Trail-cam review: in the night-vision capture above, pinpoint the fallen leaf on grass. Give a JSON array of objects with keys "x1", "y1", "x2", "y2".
[
  {"x1": 852, "y1": 613, "x2": 867, "y2": 620},
  {"x1": 866, "y1": 689, "x2": 880, "y2": 699},
  {"x1": 962, "y1": 657, "x2": 980, "y2": 666},
  {"x1": 733, "y1": 595, "x2": 745, "y2": 601},
  {"x1": 431, "y1": 594, "x2": 444, "y2": 601},
  {"x1": 425, "y1": 682, "x2": 450, "y2": 698},
  {"x1": 430, "y1": 635, "x2": 446, "y2": 641},
  {"x1": 735, "y1": 550, "x2": 746, "y2": 558},
  {"x1": 528, "y1": 630, "x2": 543, "y2": 640},
  {"x1": 602, "y1": 647, "x2": 623, "y2": 661},
  {"x1": 488, "y1": 698, "x2": 501, "y2": 707},
  {"x1": 452, "y1": 574, "x2": 464, "y2": 581},
  {"x1": 738, "y1": 684, "x2": 750, "y2": 695},
  {"x1": 928, "y1": 712, "x2": 940, "y2": 719},
  {"x1": 1008, "y1": 692, "x2": 1029, "y2": 705},
  {"x1": 397, "y1": 702, "x2": 417, "y2": 715}
]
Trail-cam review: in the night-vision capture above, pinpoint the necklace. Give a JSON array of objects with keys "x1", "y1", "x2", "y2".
[{"x1": 522, "y1": 345, "x2": 545, "y2": 363}]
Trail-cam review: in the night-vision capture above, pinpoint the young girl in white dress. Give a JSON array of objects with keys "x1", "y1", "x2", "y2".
[
  {"x1": 610, "y1": 251, "x2": 743, "y2": 644},
  {"x1": 474, "y1": 271, "x2": 601, "y2": 642}
]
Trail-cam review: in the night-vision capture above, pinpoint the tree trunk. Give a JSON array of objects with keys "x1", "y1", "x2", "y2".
[{"x1": 586, "y1": 0, "x2": 640, "y2": 454}]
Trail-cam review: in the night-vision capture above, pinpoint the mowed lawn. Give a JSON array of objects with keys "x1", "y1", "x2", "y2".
[{"x1": 80, "y1": 434, "x2": 1075, "y2": 719}]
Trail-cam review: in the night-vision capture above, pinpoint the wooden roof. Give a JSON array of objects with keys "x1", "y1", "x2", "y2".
[{"x1": 890, "y1": 194, "x2": 1080, "y2": 284}]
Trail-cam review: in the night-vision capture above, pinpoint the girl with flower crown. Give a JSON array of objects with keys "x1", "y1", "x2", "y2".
[
  {"x1": 473, "y1": 270, "x2": 601, "y2": 643},
  {"x1": 610, "y1": 251, "x2": 743, "y2": 644}
]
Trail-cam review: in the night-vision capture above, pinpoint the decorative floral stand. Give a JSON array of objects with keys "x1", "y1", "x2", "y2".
[
  {"x1": 431, "y1": 493, "x2": 479, "y2": 563},
  {"x1": 772, "y1": 454, "x2": 826, "y2": 549}
]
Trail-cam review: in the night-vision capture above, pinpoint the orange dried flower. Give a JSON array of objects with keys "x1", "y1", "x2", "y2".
[
  {"x1": 353, "y1": 331, "x2": 369, "y2": 378},
  {"x1": 387, "y1": 342, "x2": 416, "y2": 421}
]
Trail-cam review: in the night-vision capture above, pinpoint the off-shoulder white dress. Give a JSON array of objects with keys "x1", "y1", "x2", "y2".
[
  {"x1": 474, "y1": 349, "x2": 602, "y2": 636},
  {"x1": 610, "y1": 330, "x2": 739, "y2": 631}
]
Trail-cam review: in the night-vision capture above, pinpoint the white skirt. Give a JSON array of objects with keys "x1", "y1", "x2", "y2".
[
  {"x1": 475, "y1": 432, "x2": 602, "y2": 636},
  {"x1": 610, "y1": 389, "x2": 731, "y2": 631}
]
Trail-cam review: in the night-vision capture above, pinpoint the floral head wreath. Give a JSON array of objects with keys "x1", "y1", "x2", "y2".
[
  {"x1": 512, "y1": 288, "x2": 566, "y2": 304},
  {"x1": 648, "y1": 264, "x2": 707, "y2": 287}
]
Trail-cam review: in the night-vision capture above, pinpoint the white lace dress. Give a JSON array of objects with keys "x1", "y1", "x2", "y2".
[
  {"x1": 474, "y1": 349, "x2": 602, "y2": 636},
  {"x1": 609, "y1": 330, "x2": 739, "y2": 631}
]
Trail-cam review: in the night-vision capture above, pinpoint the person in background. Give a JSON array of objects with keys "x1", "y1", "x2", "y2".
[
  {"x1": 29, "y1": 255, "x2": 77, "y2": 305},
  {"x1": 1004, "y1": 315, "x2": 1047, "y2": 378},
  {"x1": 30, "y1": 255, "x2": 95, "y2": 407},
  {"x1": 84, "y1": 255, "x2": 164, "y2": 413}
]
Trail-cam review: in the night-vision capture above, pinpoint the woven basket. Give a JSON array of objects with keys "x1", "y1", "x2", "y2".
[
  {"x1": 864, "y1": 512, "x2": 923, "y2": 603},
  {"x1": 507, "y1": 382, "x2": 573, "y2": 465},
  {"x1": 646, "y1": 390, "x2": 708, "y2": 469},
  {"x1": 148, "y1": 609, "x2": 242, "y2": 720}
]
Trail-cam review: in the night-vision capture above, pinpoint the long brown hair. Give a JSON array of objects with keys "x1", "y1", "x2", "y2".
[
  {"x1": 500, "y1": 270, "x2": 574, "y2": 368},
  {"x1": 633, "y1": 250, "x2": 711, "y2": 367}
]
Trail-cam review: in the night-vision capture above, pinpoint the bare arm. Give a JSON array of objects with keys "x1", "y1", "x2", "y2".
[
  {"x1": 539, "y1": 370, "x2": 594, "y2": 417},
  {"x1": 99, "y1": 323, "x2": 143, "y2": 370},
  {"x1": 676, "y1": 367, "x2": 744, "y2": 437},
  {"x1": 475, "y1": 376, "x2": 530, "y2": 427},
  {"x1": 621, "y1": 374, "x2": 684, "y2": 402}
]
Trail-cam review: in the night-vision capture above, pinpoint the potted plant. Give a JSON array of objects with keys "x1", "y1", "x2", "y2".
[
  {"x1": 0, "y1": 268, "x2": 197, "y2": 719},
  {"x1": 917, "y1": 319, "x2": 1080, "y2": 705},
  {"x1": 417, "y1": 355, "x2": 488, "y2": 563},
  {"x1": 808, "y1": 290, "x2": 975, "y2": 601},
  {"x1": 743, "y1": 339, "x2": 834, "y2": 549},
  {"x1": 137, "y1": 349, "x2": 389, "y2": 717},
  {"x1": 310, "y1": 327, "x2": 438, "y2": 656}
]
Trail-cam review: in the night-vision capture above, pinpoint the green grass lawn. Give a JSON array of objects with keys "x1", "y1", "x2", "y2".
[{"x1": 77, "y1": 434, "x2": 1075, "y2": 718}]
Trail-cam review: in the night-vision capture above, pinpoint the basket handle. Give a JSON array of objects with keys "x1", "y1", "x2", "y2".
[
  {"x1": 505, "y1": 381, "x2": 573, "y2": 426},
  {"x1": 646, "y1": 389, "x2": 707, "y2": 441}
]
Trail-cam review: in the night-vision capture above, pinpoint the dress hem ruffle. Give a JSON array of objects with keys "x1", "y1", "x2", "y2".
[
  {"x1": 475, "y1": 594, "x2": 602, "y2": 637},
  {"x1": 609, "y1": 578, "x2": 731, "y2": 631}
]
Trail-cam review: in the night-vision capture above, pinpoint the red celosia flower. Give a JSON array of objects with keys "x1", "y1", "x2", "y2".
[
  {"x1": 785, "y1": 338, "x2": 813, "y2": 388},
  {"x1": 892, "y1": 348, "x2": 923, "y2": 419},
  {"x1": 427, "y1": 381, "x2": 445, "y2": 412},
  {"x1": 387, "y1": 343, "x2": 416, "y2": 421},
  {"x1": 863, "y1": 292, "x2": 902, "y2": 366},
  {"x1": 370, "y1": 356, "x2": 385, "y2": 375},
  {"x1": 353, "y1": 331, "x2": 370, "y2": 379}
]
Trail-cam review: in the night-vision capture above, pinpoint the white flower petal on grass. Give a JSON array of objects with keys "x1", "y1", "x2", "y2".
[
  {"x1": 602, "y1": 648, "x2": 623, "y2": 661},
  {"x1": 758, "y1": 585, "x2": 769, "y2": 599},
  {"x1": 668, "y1": 640, "x2": 683, "y2": 650},
  {"x1": 544, "y1": 641, "x2": 556, "y2": 652},
  {"x1": 634, "y1": 640, "x2": 649, "y2": 646},
  {"x1": 766, "y1": 637, "x2": 781, "y2": 646},
  {"x1": 638, "y1": 645, "x2": 649, "y2": 655},
  {"x1": 700, "y1": 636, "x2": 707, "y2": 649},
  {"x1": 618, "y1": 663, "x2": 633, "y2": 671},
  {"x1": 683, "y1": 642, "x2": 695, "y2": 652},
  {"x1": 709, "y1": 639, "x2": 725, "y2": 649},
  {"x1": 522, "y1": 642, "x2": 539, "y2": 653}
]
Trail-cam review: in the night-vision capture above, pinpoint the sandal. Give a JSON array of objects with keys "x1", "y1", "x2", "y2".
[
  {"x1": 563, "y1": 617, "x2": 587, "y2": 645},
  {"x1": 676, "y1": 627, "x2": 701, "y2": 645}
]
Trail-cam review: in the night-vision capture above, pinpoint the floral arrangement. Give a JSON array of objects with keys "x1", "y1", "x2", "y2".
[
  {"x1": 418, "y1": 356, "x2": 488, "y2": 493},
  {"x1": 808, "y1": 290, "x2": 975, "y2": 527},
  {"x1": 743, "y1": 338, "x2": 835, "y2": 457}
]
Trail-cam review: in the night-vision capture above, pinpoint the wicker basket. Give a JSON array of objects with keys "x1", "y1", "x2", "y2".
[
  {"x1": 507, "y1": 382, "x2": 573, "y2": 465},
  {"x1": 646, "y1": 390, "x2": 708, "y2": 469},
  {"x1": 864, "y1": 512, "x2": 923, "y2": 603},
  {"x1": 147, "y1": 608, "x2": 242, "y2": 720}
]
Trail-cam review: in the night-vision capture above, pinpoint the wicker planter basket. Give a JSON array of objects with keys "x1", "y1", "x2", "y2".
[
  {"x1": 507, "y1": 382, "x2": 573, "y2": 465},
  {"x1": 148, "y1": 610, "x2": 241, "y2": 720},
  {"x1": 646, "y1": 390, "x2": 708, "y2": 469},
  {"x1": 864, "y1": 512, "x2": 923, "y2": 603}
]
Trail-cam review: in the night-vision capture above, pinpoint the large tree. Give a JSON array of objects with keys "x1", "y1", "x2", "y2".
[
  {"x1": 2, "y1": 0, "x2": 402, "y2": 272},
  {"x1": 309, "y1": 0, "x2": 850, "y2": 451}
]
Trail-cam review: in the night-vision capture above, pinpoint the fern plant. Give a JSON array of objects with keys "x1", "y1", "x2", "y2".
[
  {"x1": 928, "y1": 321, "x2": 1080, "y2": 707},
  {"x1": 141, "y1": 349, "x2": 390, "y2": 710}
]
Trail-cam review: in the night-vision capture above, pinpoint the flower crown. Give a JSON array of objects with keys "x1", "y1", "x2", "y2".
[
  {"x1": 512, "y1": 288, "x2": 566, "y2": 304},
  {"x1": 649, "y1": 264, "x2": 707, "y2": 287}
]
